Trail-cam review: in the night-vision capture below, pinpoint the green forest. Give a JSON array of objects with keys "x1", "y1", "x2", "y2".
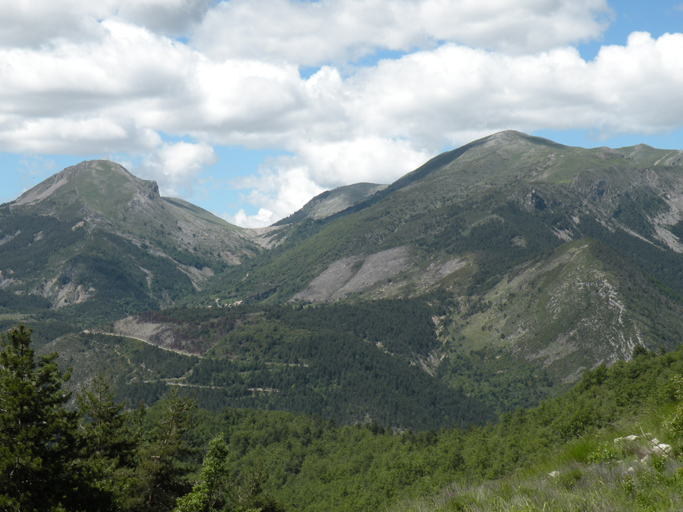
[
  {"x1": 6, "y1": 324, "x2": 683, "y2": 511},
  {"x1": 80, "y1": 299, "x2": 559, "y2": 428}
]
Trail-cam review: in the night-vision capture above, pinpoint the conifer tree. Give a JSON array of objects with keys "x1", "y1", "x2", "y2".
[
  {"x1": 76, "y1": 373, "x2": 139, "y2": 511},
  {"x1": 128, "y1": 388, "x2": 198, "y2": 512},
  {"x1": 0, "y1": 325, "x2": 78, "y2": 511}
]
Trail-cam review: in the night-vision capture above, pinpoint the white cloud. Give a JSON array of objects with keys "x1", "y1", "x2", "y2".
[
  {"x1": 223, "y1": 208, "x2": 277, "y2": 229},
  {"x1": 0, "y1": 0, "x2": 211, "y2": 47},
  {"x1": 0, "y1": 117, "x2": 160, "y2": 154},
  {"x1": 332, "y1": 36, "x2": 683, "y2": 148},
  {"x1": 227, "y1": 163, "x2": 327, "y2": 224},
  {"x1": 189, "y1": 58, "x2": 306, "y2": 135},
  {"x1": 590, "y1": 32, "x2": 683, "y2": 132},
  {"x1": 193, "y1": 0, "x2": 611, "y2": 65},
  {"x1": 0, "y1": 20, "x2": 194, "y2": 114},
  {"x1": 293, "y1": 137, "x2": 431, "y2": 188},
  {"x1": 136, "y1": 141, "x2": 217, "y2": 197},
  {"x1": 0, "y1": 19, "x2": 194, "y2": 158},
  {"x1": 113, "y1": 0, "x2": 213, "y2": 36},
  {"x1": 0, "y1": 0, "x2": 105, "y2": 48}
]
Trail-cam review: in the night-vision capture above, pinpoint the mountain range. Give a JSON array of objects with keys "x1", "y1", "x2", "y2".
[{"x1": 4, "y1": 131, "x2": 683, "y2": 427}]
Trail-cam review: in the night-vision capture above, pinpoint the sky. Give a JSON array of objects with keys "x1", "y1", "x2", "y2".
[{"x1": 2, "y1": 0, "x2": 683, "y2": 227}]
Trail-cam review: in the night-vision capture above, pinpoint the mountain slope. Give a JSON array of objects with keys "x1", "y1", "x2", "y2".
[
  {"x1": 0, "y1": 160, "x2": 259, "y2": 320},
  {"x1": 218, "y1": 130, "x2": 683, "y2": 305},
  {"x1": 110, "y1": 237, "x2": 683, "y2": 414},
  {"x1": 437, "y1": 238, "x2": 683, "y2": 388},
  {"x1": 275, "y1": 182, "x2": 388, "y2": 226},
  {"x1": 183, "y1": 131, "x2": 683, "y2": 403}
]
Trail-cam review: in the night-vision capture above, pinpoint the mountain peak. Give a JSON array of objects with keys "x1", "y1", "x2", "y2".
[
  {"x1": 13, "y1": 160, "x2": 159, "y2": 207},
  {"x1": 275, "y1": 182, "x2": 388, "y2": 225},
  {"x1": 480, "y1": 130, "x2": 566, "y2": 149},
  {"x1": 484, "y1": 130, "x2": 527, "y2": 142}
]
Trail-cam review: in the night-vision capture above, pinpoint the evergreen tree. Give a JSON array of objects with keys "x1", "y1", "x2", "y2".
[
  {"x1": 76, "y1": 373, "x2": 139, "y2": 511},
  {"x1": 128, "y1": 388, "x2": 198, "y2": 512},
  {"x1": 0, "y1": 325, "x2": 78, "y2": 511}
]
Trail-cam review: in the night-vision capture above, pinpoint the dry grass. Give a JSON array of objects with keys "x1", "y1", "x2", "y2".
[{"x1": 390, "y1": 457, "x2": 683, "y2": 512}]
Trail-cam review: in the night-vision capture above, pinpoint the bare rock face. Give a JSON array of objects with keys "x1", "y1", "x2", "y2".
[
  {"x1": 113, "y1": 316, "x2": 198, "y2": 355},
  {"x1": 141, "y1": 180, "x2": 160, "y2": 200},
  {"x1": 292, "y1": 247, "x2": 411, "y2": 302}
]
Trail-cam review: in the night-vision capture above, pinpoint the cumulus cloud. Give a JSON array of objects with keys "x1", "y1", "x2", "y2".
[
  {"x1": 188, "y1": 59, "x2": 306, "y2": 136},
  {"x1": 222, "y1": 163, "x2": 326, "y2": 227},
  {"x1": 193, "y1": 0, "x2": 611, "y2": 65},
  {"x1": 113, "y1": 0, "x2": 213, "y2": 36},
  {"x1": 0, "y1": 0, "x2": 211, "y2": 47},
  {"x1": 136, "y1": 141, "x2": 217, "y2": 197},
  {"x1": 0, "y1": 20, "x2": 194, "y2": 114},
  {"x1": 223, "y1": 208, "x2": 276, "y2": 229},
  {"x1": 0, "y1": 117, "x2": 129, "y2": 154},
  {"x1": 590, "y1": 32, "x2": 683, "y2": 132},
  {"x1": 337, "y1": 35, "x2": 683, "y2": 147},
  {"x1": 292, "y1": 137, "x2": 431, "y2": 188}
]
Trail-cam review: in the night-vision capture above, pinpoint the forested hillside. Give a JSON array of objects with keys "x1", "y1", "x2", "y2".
[
  {"x1": 6, "y1": 325, "x2": 683, "y2": 511},
  {"x1": 44, "y1": 300, "x2": 496, "y2": 430}
]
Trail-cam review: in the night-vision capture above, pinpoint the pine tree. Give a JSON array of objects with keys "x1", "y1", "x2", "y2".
[
  {"x1": 76, "y1": 373, "x2": 139, "y2": 511},
  {"x1": 0, "y1": 325, "x2": 78, "y2": 511},
  {"x1": 128, "y1": 388, "x2": 198, "y2": 512}
]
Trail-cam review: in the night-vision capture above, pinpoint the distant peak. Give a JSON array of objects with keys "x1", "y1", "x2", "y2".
[
  {"x1": 13, "y1": 160, "x2": 159, "y2": 206},
  {"x1": 482, "y1": 130, "x2": 565, "y2": 149},
  {"x1": 487, "y1": 130, "x2": 527, "y2": 140},
  {"x1": 63, "y1": 160, "x2": 136, "y2": 180}
]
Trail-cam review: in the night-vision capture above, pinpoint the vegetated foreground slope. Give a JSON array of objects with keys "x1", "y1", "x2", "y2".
[
  {"x1": 9, "y1": 322, "x2": 683, "y2": 512},
  {"x1": 159, "y1": 344, "x2": 683, "y2": 512}
]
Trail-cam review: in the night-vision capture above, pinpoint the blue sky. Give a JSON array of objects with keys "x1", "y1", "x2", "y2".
[{"x1": 2, "y1": 0, "x2": 683, "y2": 226}]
